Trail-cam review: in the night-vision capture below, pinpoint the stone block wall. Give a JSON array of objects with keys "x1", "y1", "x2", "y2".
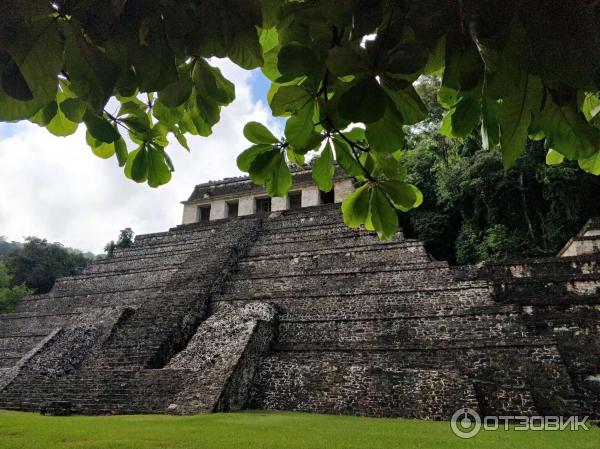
[
  {"x1": 0, "y1": 203, "x2": 597, "y2": 420},
  {"x1": 464, "y1": 254, "x2": 600, "y2": 419}
]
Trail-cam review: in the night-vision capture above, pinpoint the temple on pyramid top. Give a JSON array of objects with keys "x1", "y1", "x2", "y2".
[{"x1": 181, "y1": 167, "x2": 354, "y2": 224}]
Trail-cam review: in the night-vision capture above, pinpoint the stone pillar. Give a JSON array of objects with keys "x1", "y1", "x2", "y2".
[
  {"x1": 334, "y1": 179, "x2": 354, "y2": 203},
  {"x1": 271, "y1": 196, "x2": 289, "y2": 212},
  {"x1": 301, "y1": 187, "x2": 320, "y2": 207},
  {"x1": 182, "y1": 204, "x2": 198, "y2": 224},
  {"x1": 210, "y1": 200, "x2": 227, "y2": 220},
  {"x1": 238, "y1": 196, "x2": 255, "y2": 216}
]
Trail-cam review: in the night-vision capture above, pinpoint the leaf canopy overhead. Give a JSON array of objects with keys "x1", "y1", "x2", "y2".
[{"x1": 1, "y1": 0, "x2": 599, "y2": 238}]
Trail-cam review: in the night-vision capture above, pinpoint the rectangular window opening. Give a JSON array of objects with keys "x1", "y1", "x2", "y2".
[
  {"x1": 255, "y1": 197, "x2": 272, "y2": 214},
  {"x1": 289, "y1": 191, "x2": 302, "y2": 210},
  {"x1": 227, "y1": 201, "x2": 239, "y2": 218},
  {"x1": 320, "y1": 189, "x2": 335, "y2": 204},
  {"x1": 198, "y1": 205, "x2": 211, "y2": 222}
]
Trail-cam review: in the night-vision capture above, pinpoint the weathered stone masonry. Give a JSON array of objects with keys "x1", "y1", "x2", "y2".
[{"x1": 0, "y1": 174, "x2": 598, "y2": 420}]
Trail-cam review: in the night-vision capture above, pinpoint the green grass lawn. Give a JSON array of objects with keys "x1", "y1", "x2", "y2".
[{"x1": 0, "y1": 410, "x2": 597, "y2": 449}]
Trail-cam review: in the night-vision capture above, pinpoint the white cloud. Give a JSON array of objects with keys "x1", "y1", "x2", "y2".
[{"x1": 0, "y1": 61, "x2": 277, "y2": 254}]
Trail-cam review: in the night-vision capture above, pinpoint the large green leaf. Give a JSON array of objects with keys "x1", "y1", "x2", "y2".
[
  {"x1": 60, "y1": 98, "x2": 87, "y2": 123},
  {"x1": 118, "y1": 101, "x2": 152, "y2": 140},
  {"x1": 365, "y1": 100, "x2": 405, "y2": 153},
  {"x1": 546, "y1": 149, "x2": 565, "y2": 165},
  {"x1": 1, "y1": 58, "x2": 33, "y2": 101},
  {"x1": 326, "y1": 45, "x2": 371, "y2": 78},
  {"x1": 311, "y1": 141, "x2": 335, "y2": 192},
  {"x1": 129, "y1": 19, "x2": 178, "y2": 93},
  {"x1": 147, "y1": 146, "x2": 173, "y2": 188},
  {"x1": 266, "y1": 153, "x2": 292, "y2": 197},
  {"x1": 440, "y1": 96, "x2": 481, "y2": 138},
  {"x1": 341, "y1": 183, "x2": 370, "y2": 228},
  {"x1": 0, "y1": 17, "x2": 63, "y2": 120},
  {"x1": 237, "y1": 144, "x2": 274, "y2": 171},
  {"x1": 64, "y1": 21, "x2": 117, "y2": 112},
  {"x1": 379, "y1": 180, "x2": 419, "y2": 210},
  {"x1": 286, "y1": 147, "x2": 305, "y2": 166},
  {"x1": 481, "y1": 97, "x2": 500, "y2": 150},
  {"x1": 248, "y1": 148, "x2": 291, "y2": 197},
  {"x1": 47, "y1": 101, "x2": 78, "y2": 137},
  {"x1": 29, "y1": 101, "x2": 58, "y2": 127},
  {"x1": 579, "y1": 151, "x2": 600, "y2": 175},
  {"x1": 284, "y1": 101, "x2": 317, "y2": 149},
  {"x1": 249, "y1": 148, "x2": 280, "y2": 184},
  {"x1": 381, "y1": 80, "x2": 428, "y2": 125},
  {"x1": 582, "y1": 93, "x2": 600, "y2": 127},
  {"x1": 228, "y1": 26, "x2": 264, "y2": 70},
  {"x1": 114, "y1": 137, "x2": 128, "y2": 167},
  {"x1": 258, "y1": 27, "x2": 281, "y2": 81},
  {"x1": 83, "y1": 111, "x2": 120, "y2": 143},
  {"x1": 180, "y1": 103, "x2": 212, "y2": 137},
  {"x1": 370, "y1": 152, "x2": 407, "y2": 181},
  {"x1": 381, "y1": 42, "x2": 427, "y2": 75},
  {"x1": 538, "y1": 95, "x2": 600, "y2": 161},
  {"x1": 86, "y1": 131, "x2": 116, "y2": 159},
  {"x1": 124, "y1": 145, "x2": 149, "y2": 182},
  {"x1": 368, "y1": 186, "x2": 398, "y2": 240},
  {"x1": 192, "y1": 59, "x2": 236, "y2": 105},
  {"x1": 277, "y1": 43, "x2": 319, "y2": 81},
  {"x1": 243, "y1": 122, "x2": 279, "y2": 144},
  {"x1": 332, "y1": 137, "x2": 364, "y2": 178},
  {"x1": 496, "y1": 74, "x2": 543, "y2": 168},
  {"x1": 269, "y1": 85, "x2": 312, "y2": 116},
  {"x1": 158, "y1": 76, "x2": 194, "y2": 108},
  {"x1": 191, "y1": 92, "x2": 221, "y2": 128},
  {"x1": 339, "y1": 78, "x2": 386, "y2": 124}
]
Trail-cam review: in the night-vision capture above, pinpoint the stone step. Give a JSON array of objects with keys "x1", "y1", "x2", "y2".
[
  {"x1": 0, "y1": 368, "x2": 190, "y2": 414},
  {"x1": 13, "y1": 290, "x2": 152, "y2": 313},
  {"x1": 0, "y1": 356, "x2": 20, "y2": 368},
  {"x1": 51, "y1": 269, "x2": 179, "y2": 296},
  {"x1": 117, "y1": 223, "x2": 230, "y2": 248},
  {"x1": 247, "y1": 237, "x2": 426, "y2": 259},
  {"x1": 88, "y1": 247, "x2": 213, "y2": 270},
  {"x1": 254, "y1": 223, "x2": 373, "y2": 243},
  {"x1": 83, "y1": 253, "x2": 190, "y2": 275},
  {"x1": 234, "y1": 260, "x2": 451, "y2": 281},
  {"x1": 0, "y1": 313, "x2": 78, "y2": 337},
  {"x1": 213, "y1": 281, "x2": 490, "y2": 302},
  {"x1": 211, "y1": 285, "x2": 496, "y2": 318},
  {"x1": 274, "y1": 312, "x2": 532, "y2": 349},
  {"x1": 221, "y1": 269, "x2": 476, "y2": 298},
  {"x1": 109, "y1": 239, "x2": 235, "y2": 260},
  {"x1": 492, "y1": 274, "x2": 600, "y2": 303},
  {"x1": 240, "y1": 241, "x2": 432, "y2": 267},
  {"x1": 474, "y1": 256, "x2": 600, "y2": 281}
]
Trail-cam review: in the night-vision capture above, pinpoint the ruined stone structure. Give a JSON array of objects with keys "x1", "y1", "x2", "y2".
[{"x1": 0, "y1": 172, "x2": 598, "y2": 420}]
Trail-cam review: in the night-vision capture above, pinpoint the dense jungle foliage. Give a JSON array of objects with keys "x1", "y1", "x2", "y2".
[{"x1": 1, "y1": 1, "x2": 599, "y2": 239}]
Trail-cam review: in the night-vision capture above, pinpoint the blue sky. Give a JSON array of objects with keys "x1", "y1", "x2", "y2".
[
  {"x1": 249, "y1": 70, "x2": 272, "y2": 105},
  {"x1": 0, "y1": 64, "x2": 280, "y2": 253}
]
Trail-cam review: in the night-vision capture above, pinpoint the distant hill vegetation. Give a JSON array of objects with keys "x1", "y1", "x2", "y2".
[
  {"x1": 0, "y1": 239, "x2": 21, "y2": 257},
  {"x1": 0, "y1": 236, "x2": 95, "y2": 296}
]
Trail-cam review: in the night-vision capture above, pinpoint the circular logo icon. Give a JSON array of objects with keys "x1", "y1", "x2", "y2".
[{"x1": 450, "y1": 408, "x2": 482, "y2": 439}]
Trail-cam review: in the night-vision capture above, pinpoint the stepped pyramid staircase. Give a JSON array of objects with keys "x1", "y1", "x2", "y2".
[
  {"x1": 0, "y1": 205, "x2": 598, "y2": 419},
  {"x1": 456, "y1": 217, "x2": 600, "y2": 419}
]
